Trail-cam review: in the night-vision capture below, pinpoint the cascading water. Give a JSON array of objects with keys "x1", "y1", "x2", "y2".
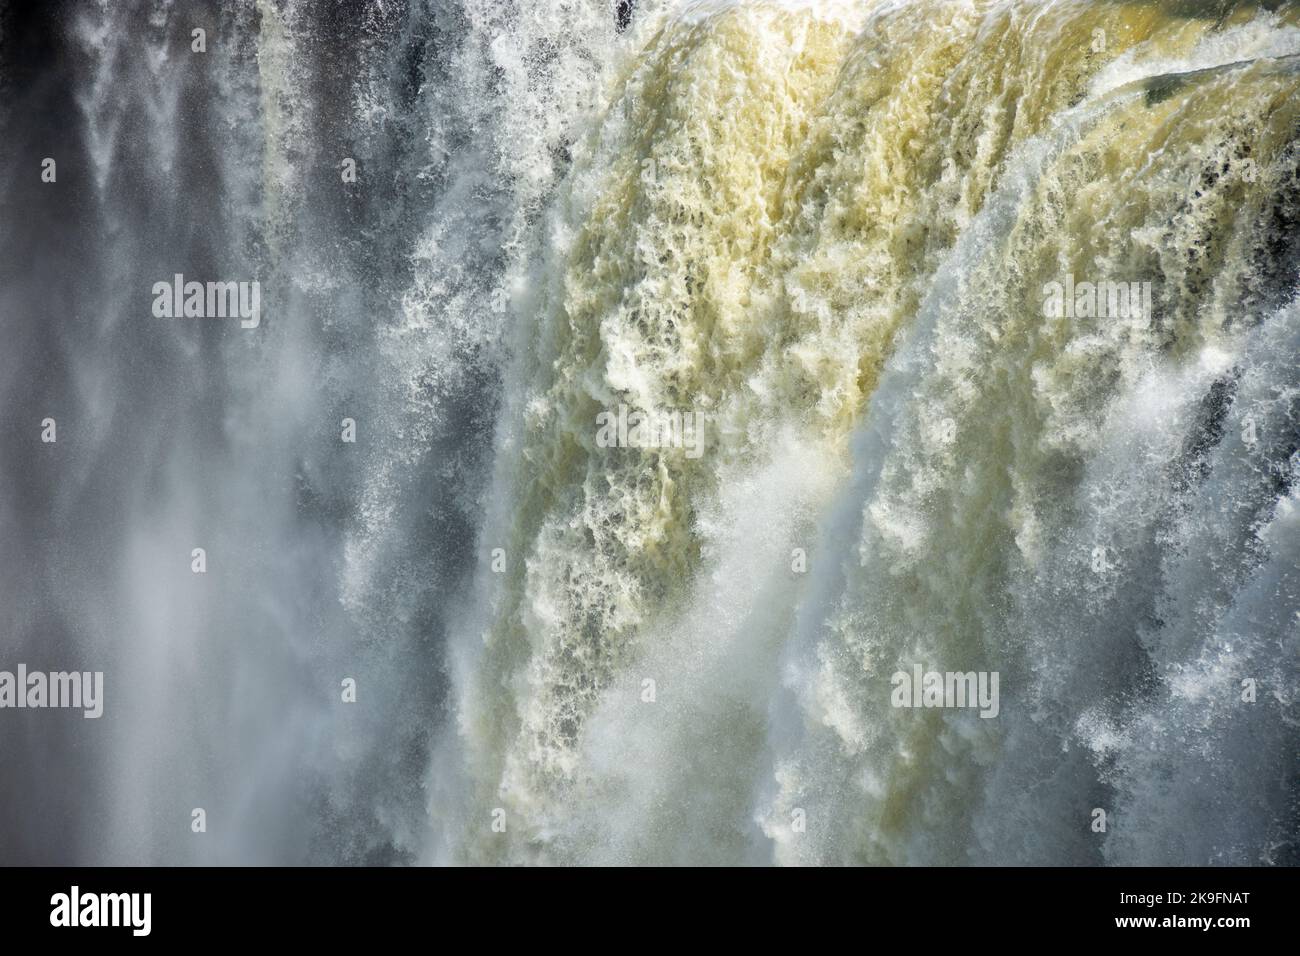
[{"x1": 0, "y1": 0, "x2": 1295, "y2": 867}]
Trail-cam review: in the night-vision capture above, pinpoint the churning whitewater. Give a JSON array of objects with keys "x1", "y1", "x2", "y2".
[
  {"x1": 433, "y1": 0, "x2": 1300, "y2": 866},
  {"x1": 0, "y1": 0, "x2": 1296, "y2": 867}
]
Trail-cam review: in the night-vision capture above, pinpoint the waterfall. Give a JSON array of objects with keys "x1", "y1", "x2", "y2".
[{"x1": 0, "y1": 0, "x2": 1295, "y2": 867}]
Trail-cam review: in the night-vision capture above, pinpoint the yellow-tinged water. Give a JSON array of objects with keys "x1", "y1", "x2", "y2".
[{"x1": 433, "y1": 1, "x2": 1300, "y2": 865}]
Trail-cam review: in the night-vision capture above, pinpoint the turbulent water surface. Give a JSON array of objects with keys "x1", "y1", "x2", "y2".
[{"x1": 0, "y1": 0, "x2": 1297, "y2": 866}]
